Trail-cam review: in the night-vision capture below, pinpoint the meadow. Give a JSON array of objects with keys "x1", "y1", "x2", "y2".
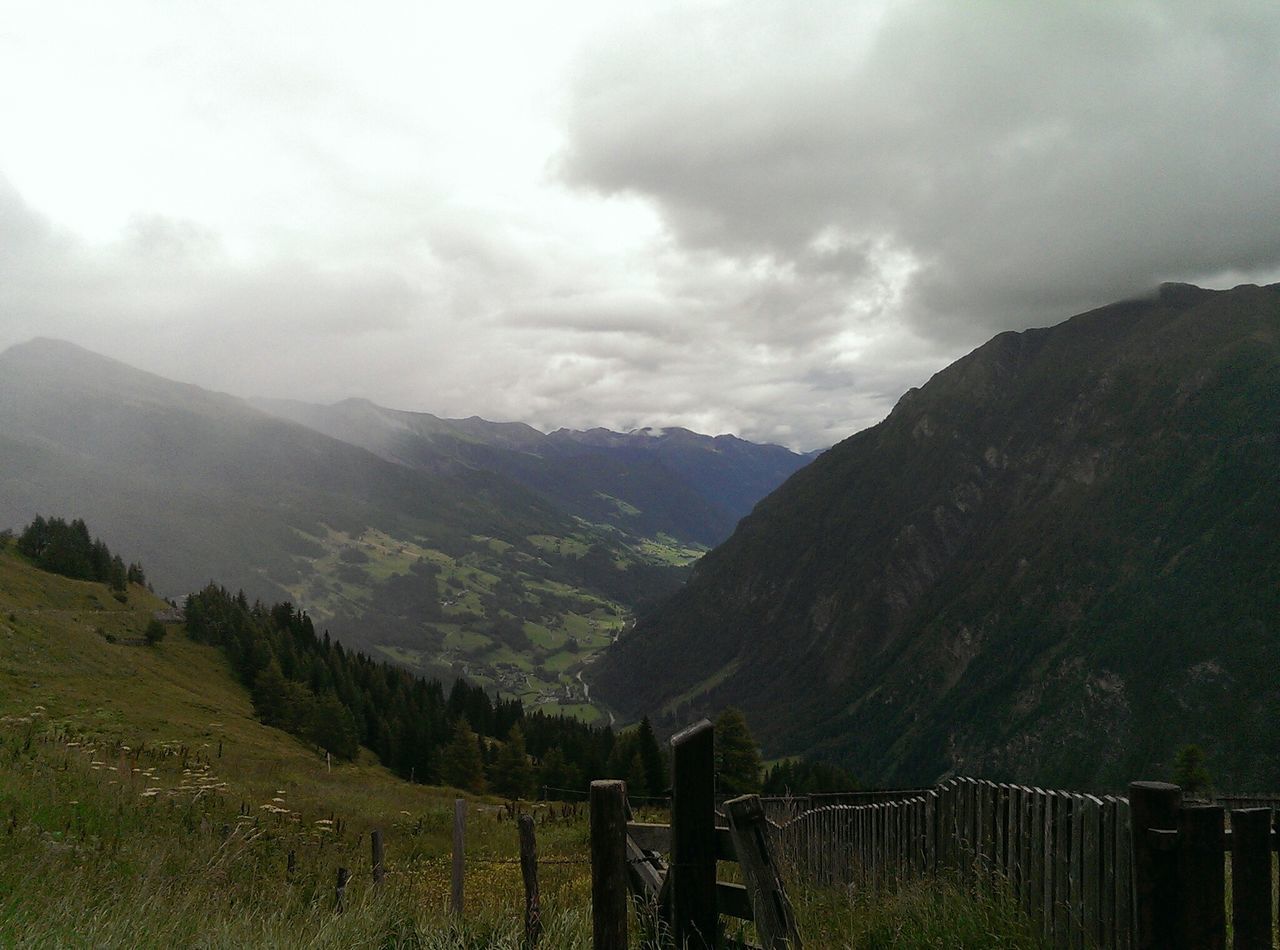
[{"x1": 0, "y1": 545, "x2": 1041, "y2": 947}]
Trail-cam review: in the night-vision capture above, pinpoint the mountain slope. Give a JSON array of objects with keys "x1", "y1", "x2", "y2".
[
  {"x1": 0, "y1": 340, "x2": 676, "y2": 709},
  {"x1": 590, "y1": 282, "x2": 1280, "y2": 790},
  {"x1": 250, "y1": 398, "x2": 814, "y2": 547}
]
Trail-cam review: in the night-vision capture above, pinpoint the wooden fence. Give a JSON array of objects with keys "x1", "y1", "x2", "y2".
[{"x1": 771, "y1": 776, "x2": 1134, "y2": 949}]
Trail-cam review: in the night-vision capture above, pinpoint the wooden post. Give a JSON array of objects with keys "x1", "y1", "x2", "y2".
[
  {"x1": 519, "y1": 814, "x2": 543, "y2": 947},
  {"x1": 670, "y1": 720, "x2": 716, "y2": 950},
  {"x1": 286, "y1": 848, "x2": 296, "y2": 882},
  {"x1": 1176, "y1": 805, "x2": 1225, "y2": 950},
  {"x1": 452, "y1": 798, "x2": 466, "y2": 916},
  {"x1": 590, "y1": 780, "x2": 628, "y2": 950},
  {"x1": 371, "y1": 828, "x2": 385, "y2": 886},
  {"x1": 725, "y1": 794, "x2": 802, "y2": 949},
  {"x1": 1129, "y1": 781, "x2": 1181, "y2": 950},
  {"x1": 335, "y1": 866, "x2": 349, "y2": 913},
  {"x1": 1230, "y1": 808, "x2": 1272, "y2": 950}
]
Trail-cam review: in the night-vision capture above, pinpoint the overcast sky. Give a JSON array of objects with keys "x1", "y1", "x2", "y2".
[{"x1": 2, "y1": 0, "x2": 1278, "y2": 450}]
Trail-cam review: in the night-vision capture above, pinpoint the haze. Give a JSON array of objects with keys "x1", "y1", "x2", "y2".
[{"x1": 2, "y1": 0, "x2": 1278, "y2": 450}]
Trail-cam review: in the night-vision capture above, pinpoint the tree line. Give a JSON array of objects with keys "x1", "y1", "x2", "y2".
[
  {"x1": 7, "y1": 513, "x2": 858, "y2": 799},
  {"x1": 15, "y1": 515, "x2": 147, "y2": 591}
]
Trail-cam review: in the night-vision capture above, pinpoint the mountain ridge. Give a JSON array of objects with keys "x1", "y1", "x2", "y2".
[{"x1": 589, "y1": 282, "x2": 1280, "y2": 790}]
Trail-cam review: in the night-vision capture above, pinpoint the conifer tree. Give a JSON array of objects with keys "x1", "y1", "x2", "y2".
[
  {"x1": 715, "y1": 707, "x2": 762, "y2": 795},
  {"x1": 492, "y1": 723, "x2": 535, "y2": 800},
  {"x1": 441, "y1": 717, "x2": 487, "y2": 794}
]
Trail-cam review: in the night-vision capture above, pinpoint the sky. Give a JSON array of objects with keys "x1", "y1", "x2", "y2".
[{"x1": 2, "y1": 0, "x2": 1278, "y2": 451}]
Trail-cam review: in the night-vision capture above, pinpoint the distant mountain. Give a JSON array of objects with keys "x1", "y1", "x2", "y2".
[
  {"x1": 250, "y1": 398, "x2": 814, "y2": 547},
  {"x1": 589, "y1": 283, "x2": 1280, "y2": 790},
  {"x1": 0, "y1": 339, "x2": 811, "y2": 718}
]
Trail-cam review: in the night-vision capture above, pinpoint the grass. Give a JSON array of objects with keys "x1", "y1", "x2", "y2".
[{"x1": 0, "y1": 544, "x2": 1048, "y2": 946}]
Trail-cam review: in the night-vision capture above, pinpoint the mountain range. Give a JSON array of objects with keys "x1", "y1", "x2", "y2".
[
  {"x1": 0, "y1": 338, "x2": 811, "y2": 717},
  {"x1": 589, "y1": 282, "x2": 1280, "y2": 790}
]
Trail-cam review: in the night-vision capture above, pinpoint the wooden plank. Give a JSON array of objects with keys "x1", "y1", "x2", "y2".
[
  {"x1": 1054, "y1": 793, "x2": 1072, "y2": 950},
  {"x1": 627, "y1": 822, "x2": 669, "y2": 853},
  {"x1": 1176, "y1": 805, "x2": 1225, "y2": 950},
  {"x1": 1100, "y1": 797, "x2": 1117, "y2": 950},
  {"x1": 925, "y1": 793, "x2": 937, "y2": 877},
  {"x1": 590, "y1": 780, "x2": 628, "y2": 950},
  {"x1": 1115, "y1": 797, "x2": 1132, "y2": 950},
  {"x1": 1041, "y1": 790, "x2": 1055, "y2": 942},
  {"x1": 1082, "y1": 795, "x2": 1101, "y2": 950},
  {"x1": 1070, "y1": 794, "x2": 1085, "y2": 950},
  {"x1": 1229, "y1": 807, "x2": 1272, "y2": 950},
  {"x1": 625, "y1": 835, "x2": 665, "y2": 901},
  {"x1": 1028, "y1": 788, "x2": 1043, "y2": 918},
  {"x1": 724, "y1": 795, "x2": 802, "y2": 948},
  {"x1": 670, "y1": 720, "x2": 716, "y2": 950},
  {"x1": 1128, "y1": 781, "x2": 1181, "y2": 950},
  {"x1": 717, "y1": 881, "x2": 754, "y2": 922}
]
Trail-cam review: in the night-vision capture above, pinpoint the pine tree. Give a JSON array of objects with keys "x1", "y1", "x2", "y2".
[
  {"x1": 492, "y1": 724, "x2": 535, "y2": 800},
  {"x1": 715, "y1": 707, "x2": 762, "y2": 795},
  {"x1": 441, "y1": 717, "x2": 487, "y2": 794},
  {"x1": 635, "y1": 716, "x2": 667, "y2": 797}
]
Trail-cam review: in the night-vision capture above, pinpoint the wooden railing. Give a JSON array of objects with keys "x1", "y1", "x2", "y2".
[
  {"x1": 590, "y1": 720, "x2": 801, "y2": 949},
  {"x1": 771, "y1": 776, "x2": 1135, "y2": 949}
]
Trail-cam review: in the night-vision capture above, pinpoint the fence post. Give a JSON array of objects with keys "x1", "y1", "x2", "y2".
[
  {"x1": 371, "y1": 828, "x2": 384, "y2": 887},
  {"x1": 452, "y1": 798, "x2": 466, "y2": 916},
  {"x1": 1176, "y1": 805, "x2": 1225, "y2": 950},
  {"x1": 725, "y1": 794, "x2": 802, "y2": 949},
  {"x1": 1129, "y1": 781, "x2": 1181, "y2": 950},
  {"x1": 519, "y1": 813, "x2": 542, "y2": 947},
  {"x1": 1230, "y1": 807, "x2": 1272, "y2": 950},
  {"x1": 335, "y1": 866, "x2": 349, "y2": 913},
  {"x1": 590, "y1": 779, "x2": 628, "y2": 950},
  {"x1": 670, "y1": 719, "x2": 716, "y2": 950}
]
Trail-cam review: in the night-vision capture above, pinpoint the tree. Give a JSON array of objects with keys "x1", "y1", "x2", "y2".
[
  {"x1": 491, "y1": 724, "x2": 535, "y2": 800},
  {"x1": 715, "y1": 707, "x2": 762, "y2": 795},
  {"x1": 144, "y1": 619, "x2": 166, "y2": 646},
  {"x1": 635, "y1": 716, "x2": 668, "y2": 798},
  {"x1": 1173, "y1": 744, "x2": 1212, "y2": 797},
  {"x1": 441, "y1": 717, "x2": 487, "y2": 794}
]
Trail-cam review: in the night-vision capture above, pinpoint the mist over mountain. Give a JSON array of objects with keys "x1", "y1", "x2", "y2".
[
  {"x1": 589, "y1": 283, "x2": 1280, "y2": 790},
  {"x1": 251, "y1": 396, "x2": 814, "y2": 547},
  {"x1": 0, "y1": 338, "x2": 810, "y2": 713}
]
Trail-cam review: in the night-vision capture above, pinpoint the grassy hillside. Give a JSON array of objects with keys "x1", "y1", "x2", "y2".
[
  {"x1": 0, "y1": 543, "x2": 1045, "y2": 946},
  {"x1": 0, "y1": 542, "x2": 598, "y2": 945}
]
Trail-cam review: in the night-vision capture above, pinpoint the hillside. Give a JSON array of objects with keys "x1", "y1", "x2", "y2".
[
  {"x1": 0, "y1": 340, "x2": 643, "y2": 713},
  {"x1": 251, "y1": 397, "x2": 813, "y2": 547},
  {"x1": 0, "y1": 542, "x2": 601, "y2": 944},
  {"x1": 590, "y1": 282, "x2": 1280, "y2": 790}
]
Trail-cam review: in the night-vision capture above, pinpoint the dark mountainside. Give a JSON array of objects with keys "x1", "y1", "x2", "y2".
[
  {"x1": 250, "y1": 398, "x2": 813, "y2": 547},
  {"x1": 590, "y1": 283, "x2": 1280, "y2": 790}
]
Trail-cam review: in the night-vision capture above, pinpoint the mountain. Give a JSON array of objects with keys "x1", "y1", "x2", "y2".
[
  {"x1": 0, "y1": 339, "x2": 810, "y2": 719},
  {"x1": 250, "y1": 398, "x2": 814, "y2": 548},
  {"x1": 589, "y1": 283, "x2": 1280, "y2": 790}
]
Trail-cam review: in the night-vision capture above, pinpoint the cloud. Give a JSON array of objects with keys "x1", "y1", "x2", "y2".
[
  {"x1": 561, "y1": 0, "x2": 1280, "y2": 340},
  {"x1": 4, "y1": 2, "x2": 1278, "y2": 452}
]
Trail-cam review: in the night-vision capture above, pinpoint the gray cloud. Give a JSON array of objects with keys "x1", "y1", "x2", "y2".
[
  {"x1": 562, "y1": 0, "x2": 1280, "y2": 340},
  {"x1": 4, "y1": 2, "x2": 1277, "y2": 453}
]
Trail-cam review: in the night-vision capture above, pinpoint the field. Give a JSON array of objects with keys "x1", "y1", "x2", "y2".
[
  {"x1": 0, "y1": 546, "x2": 1042, "y2": 946},
  {"x1": 276, "y1": 525, "x2": 653, "y2": 722}
]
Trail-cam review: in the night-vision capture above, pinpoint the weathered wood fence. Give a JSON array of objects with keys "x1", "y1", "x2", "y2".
[
  {"x1": 771, "y1": 776, "x2": 1134, "y2": 949},
  {"x1": 591, "y1": 719, "x2": 801, "y2": 949}
]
